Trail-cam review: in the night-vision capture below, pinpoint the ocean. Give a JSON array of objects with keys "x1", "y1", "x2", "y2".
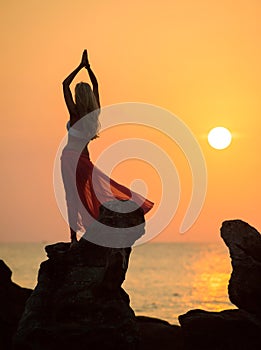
[{"x1": 0, "y1": 242, "x2": 234, "y2": 325}]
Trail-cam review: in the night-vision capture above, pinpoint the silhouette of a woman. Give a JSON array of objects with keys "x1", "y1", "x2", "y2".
[{"x1": 61, "y1": 50, "x2": 154, "y2": 244}]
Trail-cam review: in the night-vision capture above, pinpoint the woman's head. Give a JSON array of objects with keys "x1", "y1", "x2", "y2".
[
  {"x1": 74, "y1": 82, "x2": 100, "y2": 139},
  {"x1": 75, "y1": 82, "x2": 99, "y2": 117}
]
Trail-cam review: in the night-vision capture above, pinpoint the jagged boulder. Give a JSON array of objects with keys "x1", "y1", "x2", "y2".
[
  {"x1": 14, "y1": 200, "x2": 146, "y2": 350},
  {"x1": 179, "y1": 309, "x2": 261, "y2": 350},
  {"x1": 0, "y1": 260, "x2": 32, "y2": 350},
  {"x1": 136, "y1": 316, "x2": 184, "y2": 350},
  {"x1": 221, "y1": 220, "x2": 261, "y2": 316},
  {"x1": 14, "y1": 241, "x2": 139, "y2": 350},
  {"x1": 178, "y1": 220, "x2": 261, "y2": 349}
]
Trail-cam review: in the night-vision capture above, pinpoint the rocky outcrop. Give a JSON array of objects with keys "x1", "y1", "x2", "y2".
[
  {"x1": 0, "y1": 260, "x2": 32, "y2": 350},
  {"x1": 221, "y1": 220, "x2": 261, "y2": 316},
  {"x1": 14, "y1": 241, "x2": 139, "y2": 350},
  {"x1": 136, "y1": 316, "x2": 184, "y2": 350},
  {"x1": 179, "y1": 219, "x2": 261, "y2": 349},
  {"x1": 9, "y1": 243, "x2": 184, "y2": 350},
  {"x1": 179, "y1": 309, "x2": 261, "y2": 350},
  {"x1": 14, "y1": 200, "x2": 147, "y2": 349},
  {"x1": 13, "y1": 200, "x2": 185, "y2": 349},
  {"x1": 7, "y1": 215, "x2": 261, "y2": 349}
]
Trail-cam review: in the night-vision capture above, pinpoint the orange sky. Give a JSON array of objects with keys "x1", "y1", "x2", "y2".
[{"x1": 1, "y1": 0, "x2": 260, "y2": 243}]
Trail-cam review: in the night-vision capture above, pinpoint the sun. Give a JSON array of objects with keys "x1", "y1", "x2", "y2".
[{"x1": 208, "y1": 127, "x2": 232, "y2": 150}]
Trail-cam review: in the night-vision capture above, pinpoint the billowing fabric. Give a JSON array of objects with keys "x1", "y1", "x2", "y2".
[{"x1": 61, "y1": 148, "x2": 154, "y2": 233}]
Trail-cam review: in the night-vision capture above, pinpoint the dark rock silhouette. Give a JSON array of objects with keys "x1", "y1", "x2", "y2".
[
  {"x1": 13, "y1": 200, "x2": 184, "y2": 349},
  {"x1": 14, "y1": 201, "x2": 143, "y2": 349},
  {"x1": 4, "y1": 216, "x2": 261, "y2": 349},
  {"x1": 179, "y1": 219, "x2": 261, "y2": 349},
  {"x1": 136, "y1": 316, "x2": 183, "y2": 349},
  {"x1": 221, "y1": 219, "x2": 261, "y2": 316},
  {"x1": 0, "y1": 260, "x2": 32, "y2": 350},
  {"x1": 15, "y1": 240, "x2": 139, "y2": 350},
  {"x1": 179, "y1": 309, "x2": 261, "y2": 350},
  {"x1": 14, "y1": 201, "x2": 151, "y2": 349}
]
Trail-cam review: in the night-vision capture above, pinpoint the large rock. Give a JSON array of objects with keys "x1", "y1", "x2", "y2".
[
  {"x1": 13, "y1": 213, "x2": 261, "y2": 349},
  {"x1": 178, "y1": 220, "x2": 261, "y2": 349},
  {"x1": 15, "y1": 241, "x2": 138, "y2": 350},
  {"x1": 136, "y1": 316, "x2": 184, "y2": 350},
  {"x1": 221, "y1": 220, "x2": 261, "y2": 316},
  {"x1": 179, "y1": 309, "x2": 261, "y2": 350},
  {"x1": 14, "y1": 200, "x2": 146, "y2": 350},
  {"x1": 0, "y1": 260, "x2": 32, "y2": 350}
]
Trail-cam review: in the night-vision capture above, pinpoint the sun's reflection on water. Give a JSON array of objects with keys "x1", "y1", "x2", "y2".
[
  {"x1": 125, "y1": 242, "x2": 235, "y2": 323},
  {"x1": 181, "y1": 245, "x2": 234, "y2": 311}
]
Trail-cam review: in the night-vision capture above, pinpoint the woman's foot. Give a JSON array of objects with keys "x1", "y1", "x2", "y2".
[
  {"x1": 70, "y1": 229, "x2": 78, "y2": 249},
  {"x1": 70, "y1": 238, "x2": 78, "y2": 249}
]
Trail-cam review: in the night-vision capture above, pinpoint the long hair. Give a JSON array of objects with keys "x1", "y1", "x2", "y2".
[{"x1": 75, "y1": 82, "x2": 100, "y2": 139}]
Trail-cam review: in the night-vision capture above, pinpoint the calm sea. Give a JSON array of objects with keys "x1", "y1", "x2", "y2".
[{"x1": 0, "y1": 242, "x2": 234, "y2": 324}]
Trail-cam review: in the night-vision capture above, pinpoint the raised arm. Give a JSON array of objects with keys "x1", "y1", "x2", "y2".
[
  {"x1": 86, "y1": 64, "x2": 100, "y2": 108},
  {"x1": 62, "y1": 50, "x2": 87, "y2": 116}
]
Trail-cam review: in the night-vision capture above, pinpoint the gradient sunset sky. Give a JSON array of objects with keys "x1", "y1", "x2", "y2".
[{"x1": 1, "y1": 0, "x2": 260, "y2": 243}]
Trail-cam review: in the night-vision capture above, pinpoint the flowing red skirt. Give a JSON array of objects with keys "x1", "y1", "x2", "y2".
[{"x1": 61, "y1": 148, "x2": 154, "y2": 232}]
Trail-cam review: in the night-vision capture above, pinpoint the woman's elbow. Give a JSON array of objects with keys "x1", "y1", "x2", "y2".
[{"x1": 62, "y1": 78, "x2": 70, "y2": 87}]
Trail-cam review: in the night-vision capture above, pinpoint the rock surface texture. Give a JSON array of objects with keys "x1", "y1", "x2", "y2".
[
  {"x1": 179, "y1": 309, "x2": 261, "y2": 350},
  {"x1": 0, "y1": 260, "x2": 32, "y2": 350},
  {"x1": 136, "y1": 316, "x2": 183, "y2": 350},
  {"x1": 179, "y1": 219, "x2": 261, "y2": 350},
  {"x1": 221, "y1": 219, "x2": 261, "y2": 316},
  {"x1": 14, "y1": 240, "x2": 139, "y2": 350},
  {"x1": 14, "y1": 200, "x2": 146, "y2": 350},
  {"x1": 6, "y1": 216, "x2": 261, "y2": 349},
  {"x1": 13, "y1": 200, "x2": 184, "y2": 350}
]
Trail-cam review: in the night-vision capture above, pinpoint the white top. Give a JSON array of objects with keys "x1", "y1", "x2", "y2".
[
  {"x1": 65, "y1": 110, "x2": 100, "y2": 150},
  {"x1": 66, "y1": 121, "x2": 87, "y2": 139}
]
